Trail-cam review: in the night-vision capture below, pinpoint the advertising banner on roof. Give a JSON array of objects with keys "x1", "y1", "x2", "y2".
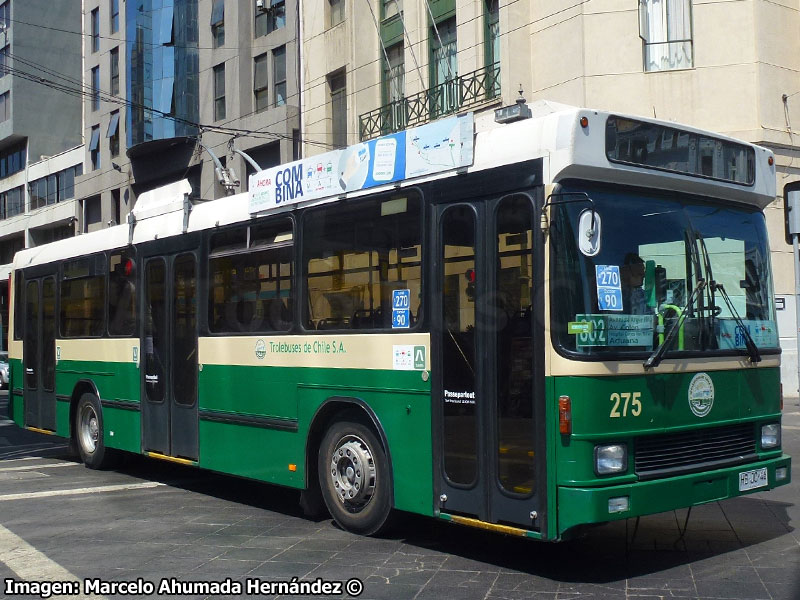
[{"x1": 248, "y1": 113, "x2": 474, "y2": 214}]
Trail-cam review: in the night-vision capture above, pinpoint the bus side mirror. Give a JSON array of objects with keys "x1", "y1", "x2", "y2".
[{"x1": 577, "y1": 209, "x2": 601, "y2": 256}]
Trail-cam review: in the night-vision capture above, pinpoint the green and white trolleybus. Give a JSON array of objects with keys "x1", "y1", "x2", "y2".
[{"x1": 7, "y1": 102, "x2": 791, "y2": 540}]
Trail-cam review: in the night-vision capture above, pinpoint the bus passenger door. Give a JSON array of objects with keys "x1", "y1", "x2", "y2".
[
  {"x1": 141, "y1": 252, "x2": 198, "y2": 461},
  {"x1": 23, "y1": 274, "x2": 57, "y2": 432},
  {"x1": 433, "y1": 195, "x2": 546, "y2": 534}
]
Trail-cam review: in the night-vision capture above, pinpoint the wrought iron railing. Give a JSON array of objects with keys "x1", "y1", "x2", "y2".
[{"x1": 359, "y1": 63, "x2": 500, "y2": 141}]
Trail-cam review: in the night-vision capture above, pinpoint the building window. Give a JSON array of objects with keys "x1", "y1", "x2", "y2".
[
  {"x1": 110, "y1": 47, "x2": 119, "y2": 96},
  {"x1": 0, "y1": 45, "x2": 8, "y2": 79},
  {"x1": 90, "y1": 125, "x2": 101, "y2": 170},
  {"x1": 0, "y1": 2, "x2": 9, "y2": 30},
  {"x1": 382, "y1": 0, "x2": 401, "y2": 20},
  {"x1": 273, "y1": 45, "x2": 286, "y2": 107},
  {"x1": 383, "y1": 43, "x2": 404, "y2": 104},
  {"x1": 329, "y1": 71, "x2": 346, "y2": 148},
  {"x1": 111, "y1": 189, "x2": 121, "y2": 226},
  {"x1": 255, "y1": 0, "x2": 285, "y2": 37},
  {"x1": 0, "y1": 91, "x2": 8, "y2": 123},
  {"x1": 430, "y1": 17, "x2": 457, "y2": 114},
  {"x1": 0, "y1": 142, "x2": 25, "y2": 178},
  {"x1": 110, "y1": 0, "x2": 119, "y2": 33},
  {"x1": 107, "y1": 110, "x2": 120, "y2": 157},
  {"x1": 211, "y1": 0, "x2": 225, "y2": 48},
  {"x1": 28, "y1": 166, "x2": 80, "y2": 211},
  {"x1": 91, "y1": 66, "x2": 100, "y2": 111},
  {"x1": 82, "y1": 199, "x2": 102, "y2": 234},
  {"x1": 254, "y1": 53, "x2": 269, "y2": 113},
  {"x1": 485, "y1": 0, "x2": 499, "y2": 67},
  {"x1": 91, "y1": 8, "x2": 100, "y2": 53},
  {"x1": 484, "y1": 0, "x2": 500, "y2": 96},
  {"x1": 1, "y1": 187, "x2": 22, "y2": 219},
  {"x1": 329, "y1": 0, "x2": 344, "y2": 28},
  {"x1": 639, "y1": 0, "x2": 693, "y2": 72},
  {"x1": 59, "y1": 165, "x2": 79, "y2": 201},
  {"x1": 213, "y1": 63, "x2": 226, "y2": 121}
]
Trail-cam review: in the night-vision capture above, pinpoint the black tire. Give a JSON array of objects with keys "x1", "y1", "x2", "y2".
[
  {"x1": 74, "y1": 393, "x2": 116, "y2": 469},
  {"x1": 318, "y1": 419, "x2": 393, "y2": 536}
]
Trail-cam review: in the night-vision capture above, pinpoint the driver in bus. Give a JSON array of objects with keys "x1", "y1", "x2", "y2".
[{"x1": 620, "y1": 253, "x2": 650, "y2": 315}]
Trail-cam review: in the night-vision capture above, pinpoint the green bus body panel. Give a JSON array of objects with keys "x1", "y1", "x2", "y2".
[
  {"x1": 55, "y1": 359, "x2": 141, "y2": 452},
  {"x1": 553, "y1": 368, "x2": 782, "y2": 485},
  {"x1": 9, "y1": 358, "x2": 23, "y2": 427},
  {"x1": 99, "y1": 407, "x2": 142, "y2": 453},
  {"x1": 557, "y1": 454, "x2": 791, "y2": 536},
  {"x1": 197, "y1": 365, "x2": 434, "y2": 516},
  {"x1": 550, "y1": 367, "x2": 790, "y2": 539},
  {"x1": 15, "y1": 354, "x2": 434, "y2": 516}
]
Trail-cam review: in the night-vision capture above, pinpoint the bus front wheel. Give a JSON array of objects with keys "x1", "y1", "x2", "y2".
[
  {"x1": 318, "y1": 419, "x2": 393, "y2": 536},
  {"x1": 75, "y1": 393, "x2": 114, "y2": 469}
]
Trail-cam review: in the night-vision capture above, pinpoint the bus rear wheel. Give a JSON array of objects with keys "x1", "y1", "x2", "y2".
[
  {"x1": 75, "y1": 393, "x2": 115, "y2": 469},
  {"x1": 318, "y1": 419, "x2": 393, "y2": 536}
]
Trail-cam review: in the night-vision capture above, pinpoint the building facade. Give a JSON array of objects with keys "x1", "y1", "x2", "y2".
[
  {"x1": 300, "y1": 0, "x2": 800, "y2": 391},
  {"x1": 76, "y1": 0, "x2": 301, "y2": 236},
  {"x1": 0, "y1": 0, "x2": 84, "y2": 346}
]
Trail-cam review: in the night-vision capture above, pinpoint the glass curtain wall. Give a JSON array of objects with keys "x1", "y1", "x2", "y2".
[{"x1": 127, "y1": 0, "x2": 199, "y2": 146}]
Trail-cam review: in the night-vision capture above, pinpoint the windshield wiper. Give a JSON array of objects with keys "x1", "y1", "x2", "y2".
[
  {"x1": 644, "y1": 278, "x2": 706, "y2": 369},
  {"x1": 713, "y1": 282, "x2": 761, "y2": 363}
]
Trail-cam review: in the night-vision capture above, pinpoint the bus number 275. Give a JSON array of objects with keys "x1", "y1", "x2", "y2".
[{"x1": 609, "y1": 392, "x2": 642, "y2": 418}]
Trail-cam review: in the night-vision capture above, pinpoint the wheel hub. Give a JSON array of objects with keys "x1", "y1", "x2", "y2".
[
  {"x1": 79, "y1": 406, "x2": 98, "y2": 454},
  {"x1": 330, "y1": 436, "x2": 376, "y2": 510}
]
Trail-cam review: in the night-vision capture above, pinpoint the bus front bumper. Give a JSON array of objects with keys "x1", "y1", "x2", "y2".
[{"x1": 557, "y1": 454, "x2": 791, "y2": 538}]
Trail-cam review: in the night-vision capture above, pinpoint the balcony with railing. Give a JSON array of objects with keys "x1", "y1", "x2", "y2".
[{"x1": 359, "y1": 63, "x2": 500, "y2": 141}]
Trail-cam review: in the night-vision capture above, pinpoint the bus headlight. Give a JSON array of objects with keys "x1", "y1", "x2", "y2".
[
  {"x1": 761, "y1": 424, "x2": 781, "y2": 449},
  {"x1": 594, "y1": 444, "x2": 627, "y2": 475}
]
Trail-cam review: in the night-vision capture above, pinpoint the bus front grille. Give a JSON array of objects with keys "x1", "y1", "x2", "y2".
[{"x1": 634, "y1": 423, "x2": 756, "y2": 480}]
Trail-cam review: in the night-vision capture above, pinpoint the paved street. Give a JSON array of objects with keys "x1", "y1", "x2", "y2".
[{"x1": 0, "y1": 391, "x2": 797, "y2": 600}]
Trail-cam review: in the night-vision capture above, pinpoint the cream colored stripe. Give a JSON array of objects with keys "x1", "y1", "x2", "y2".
[
  {"x1": 55, "y1": 338, "x2": 138, "y2": 365},
  {"x1": 8, "y1": 338, "x2": 21, "y2": 361},
  {"x1": 0, "y1": 523, "x2": 107, "y2": 600},
  {"x1": 548, "y1": 351, "x2": 780, "y2": 377},
  {"x1": 199, "y1": 333, "x2": 430, "y2": 370}
]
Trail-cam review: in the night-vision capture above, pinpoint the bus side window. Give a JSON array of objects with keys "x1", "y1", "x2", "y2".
[{"x1": 303, "y1": 194, "x2": 422, "y2": 331}]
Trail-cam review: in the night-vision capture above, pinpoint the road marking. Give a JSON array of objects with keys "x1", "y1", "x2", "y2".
[
  {"x1": 782, "y1": 424, "x2": 800, "y2": 430},
  {"x1": 0, "y1": 462, "x2": 79, "y2": 473},
  {"x1": 0, "y1": 523, "x2": 107, "y2": 600},
  {"x1": 0, "y1": 481, "x2": 165, "y2": 502}
]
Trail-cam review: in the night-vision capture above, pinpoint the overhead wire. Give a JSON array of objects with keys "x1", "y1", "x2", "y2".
[{"x1": 2, "y1": 0, "x2": 592, "y2": 199}]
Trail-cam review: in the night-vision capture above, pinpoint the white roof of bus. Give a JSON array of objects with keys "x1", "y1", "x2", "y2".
[{"x1": 12, "y1": 102, "x2": 776, "y2": 271}]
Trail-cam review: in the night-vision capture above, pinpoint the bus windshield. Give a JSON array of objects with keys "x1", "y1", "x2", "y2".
[{"x1": 551, "y1": 184, "x2": 778, "y2": 359}]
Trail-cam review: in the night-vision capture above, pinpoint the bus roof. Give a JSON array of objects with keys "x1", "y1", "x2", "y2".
[{"x1": 12, "y1": 102, "x2": 776, "y2": 272}]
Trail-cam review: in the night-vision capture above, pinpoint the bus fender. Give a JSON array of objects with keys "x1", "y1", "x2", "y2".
[{"x1": 304, "y1": 396, "x2": 395, "y2": 494}]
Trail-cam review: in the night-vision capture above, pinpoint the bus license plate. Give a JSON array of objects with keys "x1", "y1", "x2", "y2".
[{"x1": 739, "y1": 467, "x2": 768, "y2": 491}]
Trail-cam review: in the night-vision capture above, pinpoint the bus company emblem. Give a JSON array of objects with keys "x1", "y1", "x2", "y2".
[
  {"x1": 688, "y1": 372, "x2": 714, "y2": 417},
  {"x1": 255, "y1": 339, "x2": 267, "y2": 360}
]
